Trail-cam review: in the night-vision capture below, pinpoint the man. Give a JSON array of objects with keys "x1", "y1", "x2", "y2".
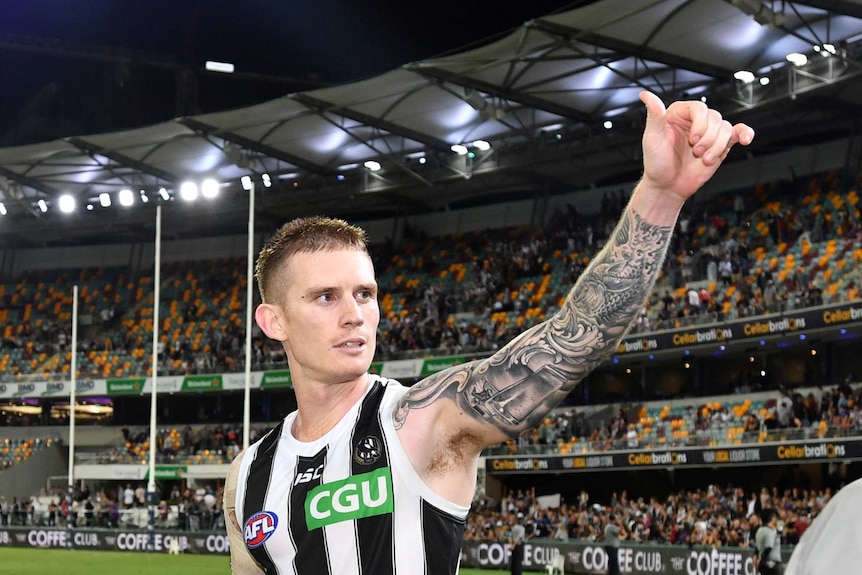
[
  {"x1": 755, "y1": 508, "x2": 782, "y2": 575},
  {"x1": 785, "y1": 477, "x2": 862, "y2": 575},
  {"x1": 224, "y1": 91, "x2": 754, "y2": 574},
  {"x1": 604, "y1": 514, "x2": 623, "y2": 575},
  {"x1": 509, "y1": 513, "x2": 527, "y2": 575}
]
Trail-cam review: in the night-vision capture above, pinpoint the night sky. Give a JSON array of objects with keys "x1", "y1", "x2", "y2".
[{"x1": 0, "y1": 0, "x2": 584, "y2": 146}]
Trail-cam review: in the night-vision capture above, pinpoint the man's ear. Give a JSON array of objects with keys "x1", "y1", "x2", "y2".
[{"x1": 255, "y1": 303, "x2": 287, "y2": 341}]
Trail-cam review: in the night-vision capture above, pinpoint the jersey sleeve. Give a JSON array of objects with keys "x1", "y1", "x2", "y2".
[
  {"x1": 785, "y1": 478, "x2": 862, "y2": 575},
  {"x1": 224, "y1": 450, "x2": 265, "y2": 575}
]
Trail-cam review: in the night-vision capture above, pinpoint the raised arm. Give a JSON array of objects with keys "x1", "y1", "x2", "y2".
[{"x1": 395, "y1": 91, "x2": 754, "y2": 449}]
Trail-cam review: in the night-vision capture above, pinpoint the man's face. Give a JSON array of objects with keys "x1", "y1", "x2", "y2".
[{"x1": 272, "y1": 248, "x2": 379, "y2": 385}]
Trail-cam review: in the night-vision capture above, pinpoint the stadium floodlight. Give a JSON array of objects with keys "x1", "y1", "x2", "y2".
[
  {"x1": 0, "y1": 202, "x2": 6, "y2": 215},
  {"x1": 450, "y1": 144, "x2": 468, "y2": 155},
  {"x1": 815, "y1": 43, "x2": 837, "y2": 56},
  {"x1": 262, "y1": 173, "x2": 272, "y2": 188},
  {"x1": 58, "y1": 194, "x2": 76, "y2": 213},
  {"x1": 118, "y1": 188, "x2": 134, "y2": 207},
  {"x1": 158, "y1": 187, "x2": 170, "y2": 201},
  {"x1": 205, "y1": 60, "x2": 235, "y2": 74},
  {"x1": 363, "y1": 160, "x2": 381, "y2": 171},
  {"x1": 786, "y1": 52, "x2": 808, "y2": 66},
  {"x1": 99, "y1": 193, "x2": 111, "y2": 207},
  {"x1": 241, "y1": 175, "x2": 253, "y2": 191},
  {"x1": 37, "y1": 199, "x2": 48, "y2": 213},
  {"x1": 140, "y1": 190, "x2": 149, "y2": 203},
  {"x1": 472, "y1": 139, "x2": 490, "y2": 151},
  {"x1": 180, "y1": 181, "x2": 199, "y2": 201},
  {"x1": 201, "y1": 178, "x2": 219, "y2": 199},
  {"x1": 733, "y1": 70, "x2": 756, "y2": 83},
  {"x1": 603, "y1": 120, "x2": 613, "y2": 130}
]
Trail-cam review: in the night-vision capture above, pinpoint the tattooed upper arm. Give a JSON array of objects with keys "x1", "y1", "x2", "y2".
[{"x1": 395, "y1": 208, "x2": 673, "y2": 445}]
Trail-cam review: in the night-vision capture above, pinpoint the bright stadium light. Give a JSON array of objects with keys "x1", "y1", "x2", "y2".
[
  {"x1": 158, "y1": 187, "x2": 170, "y2": 201},
  {"x1": 786, "y1": 52, "x2": 808, "y2": 66},
  {"x1": 37, "y1": 199, "x2": 48, "y2": 213},
  {"x1": 205, "y1": 60, "x2": 235, "y2": 74},
  {"x1": 0, "y1": 202, "x2": 6, "y2": 216},
  {"x1": 472, "y1": 139, "x2": 491, "y2": 151},
  {"x1": 363, "y1": 160, "x2": 381, "y2": 171},
  {"x1": 201, "y1": 178, "x2": 219, "y2": 199},
  {"x1": 119, "y1": 189, "x2": 134, "y2": 207},
  {"x1": 734, "y1": 70, "x2": 756, "y2": 83},
  {"x1": 241, "y1": 175, "x2": 253, "y2": 191},
  {"x1": 180, "y1": 181, "x2": 199, "y2": 201},
  {"x1": 450, "y1": 144, "x2": 468, "y2": 155},
  {"x1": 99, "y1": 193, "x2": 112, "y2": 207},
  {"x1": 58, "y1": 194, "x2": 76, "y2": 213},
  {"x1": 262, "y1": 173, "x2": 272, "y2": 188}
]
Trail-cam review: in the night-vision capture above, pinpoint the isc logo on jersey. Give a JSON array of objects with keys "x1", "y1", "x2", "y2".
[
  {"x1": 305, "y1": 467, "x2": 393, "y2": 530},
  {"x1": 244, "y1": 511, "x2": 278, "y2": 549}
]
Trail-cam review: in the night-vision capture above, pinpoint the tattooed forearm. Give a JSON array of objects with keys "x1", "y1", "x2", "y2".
[
  {"x1": 394, "y1": 207, "x2": 674, "y2": 438},
  {"x1": 474, "y1": 208, "x2": 673, "y2": 437}
]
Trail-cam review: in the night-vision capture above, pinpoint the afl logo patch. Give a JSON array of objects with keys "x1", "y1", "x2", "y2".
[
  {"x1": 244, "y1": 511, "x2": 278, "y2": 549},
  {"x1": 353, "y1": 435, "x2": 382, "y2": 465}
]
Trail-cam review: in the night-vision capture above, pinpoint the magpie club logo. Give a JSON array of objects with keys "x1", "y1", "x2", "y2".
[{"x1": 353, "y1": 435, "x2": 383, "y2": 465}]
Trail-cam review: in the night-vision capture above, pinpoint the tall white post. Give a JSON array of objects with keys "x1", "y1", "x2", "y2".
[
  {"x1": 147, "y1": 204, "x2": 162, "y2": 552},
  {"x1": 66, "y1": 285, "x2": 78, "y2": 546},
  {"x1": 243, "y1": 183, "x2": 255, "y2": 450}
]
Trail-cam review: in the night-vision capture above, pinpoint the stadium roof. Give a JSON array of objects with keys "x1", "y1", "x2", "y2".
[{"x1": 0, "y1": 0, "x2": 861, "y2": 248}]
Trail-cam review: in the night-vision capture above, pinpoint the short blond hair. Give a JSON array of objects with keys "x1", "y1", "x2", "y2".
[{"x1": 255, "y1": 216, "x2": 368, "y2": 303}]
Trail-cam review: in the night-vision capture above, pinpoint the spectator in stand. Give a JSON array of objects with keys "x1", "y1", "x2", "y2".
[{"x1": 718, "y1": 254, "x2": 733, "y2": 286}]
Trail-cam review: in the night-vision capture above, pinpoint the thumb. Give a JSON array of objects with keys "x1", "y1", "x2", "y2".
[{"x1": 639, "y1": 91, "x2": 666, "y2": 120}]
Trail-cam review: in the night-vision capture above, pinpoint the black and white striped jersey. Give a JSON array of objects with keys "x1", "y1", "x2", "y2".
[{"x1": 234, "y1": 375, "x2": 469, "y2": 575}]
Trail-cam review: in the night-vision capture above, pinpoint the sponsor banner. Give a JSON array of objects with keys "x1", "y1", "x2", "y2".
[
  {"x1": 13, "y1": 383, "x2": 38, "y2": 398},
  {"x1": 460, "y1": 539, "x2": 756, "y2": 575},
  {"x1": 181, "y1": 375, "x2": 223, "y2": 392},
  {"x1": 0, "y1": 527, "x2": 231, "y2": 555},
  {"x1": 260, "y1": 370, "x2": 292, "y2": 388},
  {"x1": 144, "y1": 465, "x2": 189, "y2": 480},
  {"x1": 0, "y1": 379, "x2": 103, "y2": 399},
  {"x1": 41, "y1": 382, "x2": 67, "y2": 396},
  {"x1": 419, "y1": 355, "x2": 468, "y2": 377},
  {"x1": 111, "y1": 466, "x2": 145, "y2": 480},
  {"x1": 379, "y1": 359, "x2": 424, "y2": 379},
  {"x1": 222, "y1": 373, "x2": 252, "y2": 390},
  {"x1": 615, "y1": 300, "x2": 862, "y2": 355},
  {"x1": 107, "y1": 378, "x2": 146, "y2": 394},
  {"x1": 487, "y1": 438, "x2": 862, "y2": 474}
]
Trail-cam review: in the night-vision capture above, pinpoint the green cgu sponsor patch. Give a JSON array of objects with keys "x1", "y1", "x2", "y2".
[{"x1": 304, "y1": 467, "x2": 393, "y2": 530}]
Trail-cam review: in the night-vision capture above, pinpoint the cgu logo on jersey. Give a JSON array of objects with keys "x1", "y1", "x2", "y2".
[
  {"x1": 305, "y1": 467, "x2": 393, "y2": 531},
  {"x1": 244, "y1": 511, "x2": 278, "y2": 549}
]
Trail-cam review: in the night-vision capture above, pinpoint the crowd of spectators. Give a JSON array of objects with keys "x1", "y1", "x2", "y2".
[
  {"x1": 466, "y1": 482, "x2": 838, "y2": 550},
  {"x1": 491, "y1": 378, "x2": 861, "y2": 457},
  {"x1": 1, "y1": 481, "x2": 225, "y2": 532},
  {"x1": 0, "y1": 170, "x2": 859, "y2": 381},
  {"x1": 98, "y1": 423, "x2": 272, "y2": 466}
]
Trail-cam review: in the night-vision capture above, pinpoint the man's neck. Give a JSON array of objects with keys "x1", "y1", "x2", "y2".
[{"x1": 291, "y1": 374, "x2": 369, "y2": 442}]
